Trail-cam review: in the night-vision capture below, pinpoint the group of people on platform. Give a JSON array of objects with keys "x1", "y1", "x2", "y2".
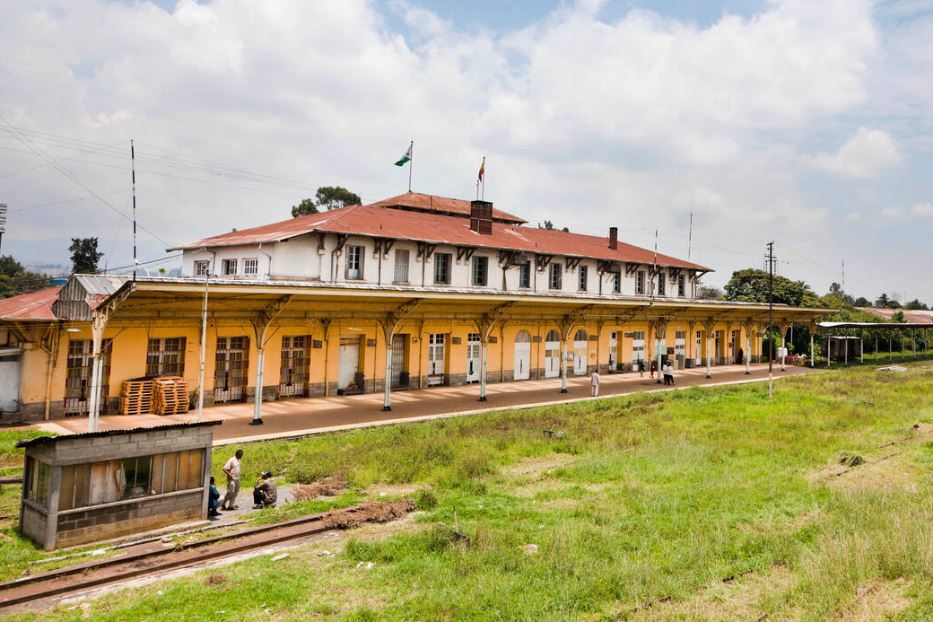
[{"x1": 207, "y1": 448, "x2": 278, "y2": 518}]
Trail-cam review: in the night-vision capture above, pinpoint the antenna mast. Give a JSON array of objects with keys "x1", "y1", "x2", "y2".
[
  {"x1": 131, "y1": 139, "x2": 138, "y2": 281},
  {"x1": 687, "y1": 212, "x2": 693, "y2": 261}
]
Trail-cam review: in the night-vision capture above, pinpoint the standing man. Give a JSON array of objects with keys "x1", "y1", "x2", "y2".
[
  {"x1": 591, "y1": 368, "x2": 600, "y2": 397},
  {"x1": 222, "y1": 448, "x2": 244, "y2": 511}
]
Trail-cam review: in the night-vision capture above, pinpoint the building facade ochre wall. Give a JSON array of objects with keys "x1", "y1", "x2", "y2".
[{"x1": 13, "y1": 316, "x2": 763, "y2": 421}]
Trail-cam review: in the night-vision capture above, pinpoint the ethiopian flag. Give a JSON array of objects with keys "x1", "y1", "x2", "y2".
[{"x1": 395, "y1": 143, "x2": 412, "y2": 167}]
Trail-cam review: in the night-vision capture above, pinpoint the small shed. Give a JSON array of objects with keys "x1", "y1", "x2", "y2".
[{"x1": 18, "y1": 421, "x2": 220, "y2": 550}]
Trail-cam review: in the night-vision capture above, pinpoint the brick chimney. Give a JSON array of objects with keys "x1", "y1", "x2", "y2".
[
  {"x1": 470, "y1": 200, "x2": 494, "y2": 235},
  {"x1": 609, "y1": 226, "x2": 618, "y2": 250}
]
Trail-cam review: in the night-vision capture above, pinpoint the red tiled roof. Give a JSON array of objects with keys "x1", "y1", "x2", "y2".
[
  {"x1": 173, "y1": 203, "x2": 710, "y2": 271},
  {"x1": 367, "y1": 192, "x2": 526, "y2": 223},
  {"x1": 0, "y1": 286, "x2": 62, "y2": 321}
]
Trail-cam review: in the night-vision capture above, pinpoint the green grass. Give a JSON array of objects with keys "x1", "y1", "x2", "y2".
[{"x1": 5, "y1": 364, "x2": 933, "y2": 620}]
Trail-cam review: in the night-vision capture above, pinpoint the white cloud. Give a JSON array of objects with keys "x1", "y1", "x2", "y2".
[
  {"x1": 810, "y1": 127, "x2": 903, "y2": 178},
  {"x1": 1, "y1": 0, "x2": 931, "y2": 302},
  {"x1": 880, "y1": 202, "x2": 933, "y2": 219}
]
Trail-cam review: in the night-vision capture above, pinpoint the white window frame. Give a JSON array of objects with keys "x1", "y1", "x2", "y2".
[
  {"x1": 657, "y1": 272, "x2": 666, "y2": 296},
  {"x1": 472, "y1": 255, "x2": 488, "y2": 287},
  {"x1": 578, "y1": 265, "x2": 587, "y2": 292},
  {"x1": 345, "y1": 245, "x2": 364, "y2": 280},
  {"x1": 394, "y1": 249, "x2": 410, "y2": 284},
  {"x1": 678, "y1": 273, "x2": 686, "y2": 297},
  {"x1": 518, "y1": 262, "x2": 531, "y2": 289},
  {"x1": 194, "y1": 260, "x2": 210, "y2": 277},
  {"x1": 549, "y1": 263, "x2": 562, "y2": 290},
  {"x1": 222, "y1": 258, "x2": 238, "y2": 276},
  {"x1": 434, "y1": 253, "x2": 452, "y2": 285},
  {"x1": 636, "y1": 271, "x2": 646, "y2": 295},
  {"x1": 243, "y1": 257, "x2": 259, "y2": 276},
  {"x1": 612, "y1": 271, "x2": 621, "y2": 294}
]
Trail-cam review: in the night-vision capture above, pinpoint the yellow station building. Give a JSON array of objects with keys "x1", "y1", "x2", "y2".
[{"x1": 0, "y1": 193, "x2": 828, "y2": 424}]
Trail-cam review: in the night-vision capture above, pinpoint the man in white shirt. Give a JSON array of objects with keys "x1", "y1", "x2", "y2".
[
  {"x1": 222, "y1": 449, "x2": 244, "y2": 511},
  {"x1": 591, "y1": 369, "x2": 600, "y2": 397}
]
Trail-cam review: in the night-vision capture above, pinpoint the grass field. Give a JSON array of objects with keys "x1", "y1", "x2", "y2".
[{"x1": 5, "y1": 363, "x2": 933, "y2": 620}]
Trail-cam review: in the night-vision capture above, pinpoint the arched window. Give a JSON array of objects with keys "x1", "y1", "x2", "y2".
[
  {"x1": 545, "y1": 329, "x2": 560, "y2": 343},
  {"x1": 574, "y1": 329, "x2": 587, "y2": 342},
  {"x1": 515, "y1": 330, "x2": 531, "y2": 343}
]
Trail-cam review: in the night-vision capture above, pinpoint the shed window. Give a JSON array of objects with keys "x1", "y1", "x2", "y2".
[
  {"x1": 57, "y1": 449, "x2": 205, "y2": 511},
  {"x1": 25, "y1": 457, "x2": 51, "y2": 508},
  {"x1": 146, "y1": 337, "x2": 186, "y2": 377}
]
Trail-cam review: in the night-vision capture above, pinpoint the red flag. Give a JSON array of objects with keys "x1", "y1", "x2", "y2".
[{"x1": 478, "y1": 158, "x2": 485, "y2": 182}]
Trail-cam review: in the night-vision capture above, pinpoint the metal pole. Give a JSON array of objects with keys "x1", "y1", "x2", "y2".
[
  {"x1": 87, "y1": 354, "x2": 101, "y2": 433},
  {"x1": 810, "y1": 331, "x2": 815, "y2": 368},
  {"x1": 706, "y1": 332, "x2": 712, "y2": 379},
  {"x1": 844, "y1": 334, "x2": 848, "y2": 366},
  {"x1": 407, "y1": 140, "x2": 413, "y2": 192},
  {"x1": 767, "y1": 241, "x2": 774, "y2": 399},
  {"x1": 656, "y1": 325, "x2": 663, "y2": 384},
  {"x1": 130, "y1": 140, "x2": 138, "y2": 280},
  {"x1": 383, "y1": 336, "x2": 393, "y2": 411},
  {"x1": 560, "y1": 337, "x2": 568, "y2": 393},
  {"x1": 196, "y1": 272, "x2": 210, "y2": 422},
  {"x1": 478, "y1": 337, "x2": 488, "y2": 402},
  {"x1": 745, "y1": 327, "x2": 751, "y2": 375},
  {"x1": 251, "y1": 332, "x2": 265, "y2": 425}
]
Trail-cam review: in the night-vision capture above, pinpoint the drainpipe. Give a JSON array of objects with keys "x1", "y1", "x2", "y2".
[
  {"x1": 257, "y1": 243, "x2": 272, "y2": 279},
  {"x1": 43, "y1": 324, "x2": 61, "y2": 421},
  {"x1": 196, "y1": 250, "x2": 216, "y2": 422}
]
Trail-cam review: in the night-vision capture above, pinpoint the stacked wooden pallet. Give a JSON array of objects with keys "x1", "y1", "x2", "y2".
[
  {"x1": 153, "y1": 376, "x2": 190, "y2": 415},
  {"x1": 120, "y1": 379, "x2": 154, "y2": 416}
]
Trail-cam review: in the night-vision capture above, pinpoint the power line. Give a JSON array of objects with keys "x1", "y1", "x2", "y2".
[{"x1": 0, "y1": 116, "x2": 174, "y2": 247}]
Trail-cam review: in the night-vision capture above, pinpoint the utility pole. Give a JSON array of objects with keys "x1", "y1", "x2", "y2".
[
  {"x1": 0, "y1": 203, "x2": 6, "y2": 255},
  {"x1": 687, "y1": 212, "x2": 693, "y2": 261},
  {"x1": 767, "y1": 241, "x2": 775, "y2": 400}
]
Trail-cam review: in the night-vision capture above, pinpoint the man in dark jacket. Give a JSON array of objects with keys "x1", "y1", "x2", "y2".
[
  {"x1": 253, "y1": 471, "x2": 278, "y2": 509},
  {"x1": 208, "y1": 476, "x2": 221, "y2": 518}
]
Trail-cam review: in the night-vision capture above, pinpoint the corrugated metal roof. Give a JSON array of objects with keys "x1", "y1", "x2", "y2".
[
  {"x1": 0, "y1": 286, "x2": 62, "y2": 321},
  {"x1": 171, "y1": 201, "x2": 710, "y2": 271},
  {"x1": 73, "y1": 274, "x2": 128, "y2": 296},
  {"x1": 16, "y1": 420, "x2": 222, "y2": 448}
]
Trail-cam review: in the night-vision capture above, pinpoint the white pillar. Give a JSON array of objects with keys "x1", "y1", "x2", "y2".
[
  {"x1": 86, "y1": 353, "x2": 101, "y2": 433},
  {"x1": 706, "y1": 333, "x2": 712, "y2": 379},
  {"x1": 655, "y1": 325, "x2": 664, "y2": 384},
  {"x1": 745, "y1": 328, "x2": 752, "y2": 375},
  {"x1": 383, "y1": 340, "x2": 393, "y2": 411},
  {"x1": 780, "y1": 328, "x2": 786, "y2": 372},
  {"x1": 810, "y1": 332, "x2": 815, "y2": 368},
  {"x1": 560, "y1": 338, "x2": 568, "y2": 393},
  {"x1": 479, "y1": 337, "x2": 488, "y2": 402},
  {"x1": 196, "y1": 279, "x2": 209, "y2": 422},
  {"x1": 251, "y1": 343, "x2": 265, "y2": 425}
]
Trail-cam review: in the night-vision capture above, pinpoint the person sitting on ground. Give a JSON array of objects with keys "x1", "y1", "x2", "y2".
[
  {"x1": 208, "y1": 476, "x2": 221, "y2": 518},
  {"x1": 253, "y1": 471, "x2": 278, "y2": 509}
]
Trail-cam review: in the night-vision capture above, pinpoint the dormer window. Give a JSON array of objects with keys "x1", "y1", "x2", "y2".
[
  {"x1": 346, "y1": 245, "x2": 364, "y2": 280},
  {"x1": 635, "y1": 270, "x2": 646, "y2": 295},
  {"x1": 549, "y1": 263, "x2": 563, "y2": 290}
]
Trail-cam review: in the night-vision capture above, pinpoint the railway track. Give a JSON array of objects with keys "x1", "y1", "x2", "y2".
[{"x1": 0, "y1": 500, "x2": 413, "y2": 611}]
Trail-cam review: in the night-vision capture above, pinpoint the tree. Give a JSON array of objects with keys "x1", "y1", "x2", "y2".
[
  {"x1": 537, "y1": 220, "x2": 569, "y2": 232},
  {"x1": 69, "y1": 238, "x2": 103, "y2": 274},
  {"x1": 696, "y1": 285, "x2": 724, "y2": 300},
  {"x1": 875, "y1": 293, "x2": 890, "y2": 308},
  {"x1": 291, "y1": 186, "x2": 361, "y2": 217},
  {"x1": 0, "y1": 255, "x2": 52, "y2": 299},
  {"x1": 723, "y1": 268, "x2": 822, "y2": 307},
  {"x1": 905, "y1": 299, "x2": 929, "y2": 311},
  {"x1": 290, "y1": 198, "x2": 319, "y2": 218},
  {"x1": 892, "y1": 310, "x2": 905, "y2": 322},
  {"x1": 853, "y1": 296, "x2": 871, "y2": 307}
]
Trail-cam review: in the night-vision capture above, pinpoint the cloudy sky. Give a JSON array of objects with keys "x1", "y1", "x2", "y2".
[{"x1": 1, "y1": 0, "x2": 931, "y2": 302}]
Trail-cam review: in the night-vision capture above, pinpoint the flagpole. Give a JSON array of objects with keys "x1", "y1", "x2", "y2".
[
  {"x1": 408, "y1": 140, "x2": 413, "y2": 193},
  {"x1": 481, "y1": 156, "x2": 485, "y2": 201}
]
